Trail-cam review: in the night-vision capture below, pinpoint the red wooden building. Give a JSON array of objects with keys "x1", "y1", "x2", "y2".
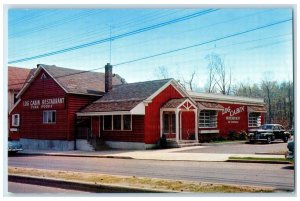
[{"x1": 9, "y1": 64, "x2": 266, "y2": 150}]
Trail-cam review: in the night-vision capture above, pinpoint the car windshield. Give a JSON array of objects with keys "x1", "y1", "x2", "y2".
[{"x1": 259, "y1": 125, "x2": 273, "y2": 130}]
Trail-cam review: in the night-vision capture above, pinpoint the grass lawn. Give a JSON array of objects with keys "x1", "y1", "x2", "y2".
[{"x1": 9, "y1": 167, "x2": 274, "y2": 193}]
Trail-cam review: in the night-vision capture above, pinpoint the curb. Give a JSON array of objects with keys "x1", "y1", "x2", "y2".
[
  {"x1": 226, "y1": 159, "x2": 292, "y2": 164},
  {"x1": 17, "y1": 152, "x2": 133, "y2": 160},
  {"x1": 8, "y1": 174, "x2": 173, "y2": 193}
]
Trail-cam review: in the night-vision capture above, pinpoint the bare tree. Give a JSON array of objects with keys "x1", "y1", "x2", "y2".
[
  {"x1": 205, "y1": 53, "x2": 232, "y2": 94},
  {"x1": 154, "y1": 66, "x2": 170, "y2": 79},
  {"x1": 181, "y1": 70, "x2": 196, "y2": 91}
]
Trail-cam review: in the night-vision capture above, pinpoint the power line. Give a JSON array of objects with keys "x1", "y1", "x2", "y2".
[
  {"x1": 8, "y1": 9, "x2": 219, "y2": 64},
  {"x1": 8, "y1": 66, "x2": 106, "y2": 87},
  {"x1": 113, "y1": 18, "x2": 292, "y2": 67},
  {"x1": 8, "y1": 18, "x2": 292, "y2": 87}
]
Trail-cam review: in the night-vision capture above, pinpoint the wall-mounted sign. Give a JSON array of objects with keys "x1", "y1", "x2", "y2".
[
  {"x1": 22, "y1": 97, "x2": 65, "y2": 110},
  {"x1": 222, "y1": 106, "x2": 245, "y2": 124}
]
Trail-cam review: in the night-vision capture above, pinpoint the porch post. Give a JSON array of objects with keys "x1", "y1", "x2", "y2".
[
  {"x1": 160, "y1": 109, "x2": 163, "y2": 137},
  {"x1": 176, "y1": 109, "x2": 179, "y2": 141},
  {"x1": 195, "y1": 110, "x2": 198, "y2": 141}
]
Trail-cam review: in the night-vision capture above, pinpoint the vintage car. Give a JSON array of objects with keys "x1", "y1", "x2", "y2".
[
  {"x1": 248, "y1": 124, "x2": 290, "y2": 144},
  {"x1": 285, "y1": 139, "x2": 294, "y2": 160},
  {"x1": 8, "y1": 140, "x2": 23, "y2": 153}
]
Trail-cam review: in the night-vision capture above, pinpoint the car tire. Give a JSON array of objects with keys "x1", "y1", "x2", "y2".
[
  {"x1": 283, "y1": 136, "x2": 288, "y2": 143},
  {"x1": 249, "y1": 140, "x2": 254, "y2": 144},
  {"x1": 266, "y1": 136, "x2": 272, "y2": 144}
]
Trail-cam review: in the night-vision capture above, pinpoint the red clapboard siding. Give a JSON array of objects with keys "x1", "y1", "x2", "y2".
[
  {"x1": 9, "y1": 69, "x2": 69, "y2": 140},
  {"x1": 8, "y1": 69, "x2": 98, "y2": 141},
  {"x1": 144, "y1": 84, "x2": 183, "y2": 144},
  {"x1": 67, "y1": 94, "x2": 98, "y2": 140},
  {"x1": 91, "y1": 116, "x2": 100, "y2": 137},
  {"x1": 181, "y1": 111, "x2": 195, "y2": 140},
  {"x1": 101, "y1": 115, "x2": 145, "y2": 142},
  {"x1": 217, "y1": 103, "x2": 265, "y2": 137}
]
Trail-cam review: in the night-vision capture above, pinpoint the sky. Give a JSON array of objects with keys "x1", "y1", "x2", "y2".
[{"x1": 7, "y1": 8, "x2": 293, "y2": 90}]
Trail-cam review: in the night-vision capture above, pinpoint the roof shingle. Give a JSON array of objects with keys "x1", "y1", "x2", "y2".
[
  {"x1": 42, "y1": 65, "x2": 124, "y2": 95},
  {"x1": 80, "y1": 78, "x2": 172, "y2": 112},
  {"x1": 8, "y1": 66, "x2": 35, "y2": 91}
]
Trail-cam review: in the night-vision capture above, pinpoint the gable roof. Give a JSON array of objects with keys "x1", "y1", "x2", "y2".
[
  {"x1": 17, "y1": 64, "x2": 125, "y2": 98},
  {"x1": 96, "y1": 78, "x2": 173, "y2": 102},
  {"x1": 8, "y1": 66, "x2": 35, "y2": 91},
  {"x1": 80, "y1": 79, "x2": 173, "y2": 113}
]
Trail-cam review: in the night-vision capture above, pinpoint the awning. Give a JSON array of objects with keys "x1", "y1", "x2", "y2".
[
  {"x1": 197, "y1": 101, "x2": 224, "y2": 111},
  {"x1": 248, "y1": 105, "x2": 267, "y2": 113}
]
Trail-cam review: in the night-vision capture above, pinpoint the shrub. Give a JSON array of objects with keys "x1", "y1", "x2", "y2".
[
  {"x1": 228, "y1": 131, "x2": 238, "y2": 140},
  {"x1": 238, "y1": 130, "x2": 247, "y2": 140},
  {"x1": 160, "y1": 134, "x2": 167, "y2": 148}
]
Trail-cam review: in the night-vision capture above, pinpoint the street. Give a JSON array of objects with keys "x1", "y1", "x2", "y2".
[
  {"x1": 176, "y1": 141, "x2": 288, "y2": 154},
  {"x1": 8, "y1": 181, "x2": 89, "y2": 194},
  {"x1": 8, "y1": 155, "x2": 294, "y2": 191}
]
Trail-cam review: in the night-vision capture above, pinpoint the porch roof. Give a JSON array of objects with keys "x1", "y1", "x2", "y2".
[
  {"x1": 248, "y1": 105, "x2": 267, "y2": 113},
  {"x1": 80, "y1": 100, "x2": 142, "y2": 113},
  {"x1": 197, "y1": 101, "x2": 224, "y2": 111},
  {"x1": 161, "y1": 98, "x2": 187, "y2": 109}
]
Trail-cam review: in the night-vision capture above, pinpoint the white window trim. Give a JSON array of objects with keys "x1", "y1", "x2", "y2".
[
  {"x1": 12, "y1": 114, "x2": 20, "y2": 127},
  {"x1": 199, "y1": 110, "x2": 218, "y2": 128},
  {"x1": 43, "y1": 110, "x2": 56, "y2": 124},
  {"x1": 248, "y1": 112, "x2": 261, "y2": 127},
  {"x1": 103, "y1": 115, "x2": 132, "y2": 131},
  {"x1": 163, "y1": 112, "x2": 176, "y2": 134}
]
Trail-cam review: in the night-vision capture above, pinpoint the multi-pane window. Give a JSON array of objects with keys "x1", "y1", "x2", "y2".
[
  {"x1": 163, "y1": 112, "x2": 176, "y2": 134},
  {"x1": 43, "y1": 110, "x2": 56, "y2": 124},
  {"x1": 104, "y1": 115, "x2": 112, "y2": 130},
  {"x1": 113, "y1": 115, "x2": 121, "y2": 130},
  {"x1": 123, "y1": 115, "x2": 131, "y2": 130},
  {"x1": 248, "y1": 113, "x2": 261, "y2": 127},
  {"x1": 12, "y1": 114, "x2": 20, "y2": 127},
  {"x1": 199, "y1": 110, "x2": 217, "y2": 128},
  {"x1": 163, "y1": 113, "x2": 169, "y2": 133},
  {"x1": 103, "y1": 115, "x2": 132, "y2": 131}
]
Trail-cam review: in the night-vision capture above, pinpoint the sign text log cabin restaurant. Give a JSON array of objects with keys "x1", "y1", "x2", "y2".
[{"x1": 9, "y1": 64, "x2": 266, "y2": 150}]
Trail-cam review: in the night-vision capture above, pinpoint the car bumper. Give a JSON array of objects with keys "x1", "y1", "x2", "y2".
[
  {"x1": 285, "y1": 151, "x2": 294, "y2": 159},
  {"x1": 8, "y1": 148, "x2": 23, "y2": 152}
]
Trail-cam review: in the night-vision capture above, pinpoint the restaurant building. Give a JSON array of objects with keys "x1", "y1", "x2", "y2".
[{"x1": 9, "y1": 64, "x2": 266, "y2": 150}]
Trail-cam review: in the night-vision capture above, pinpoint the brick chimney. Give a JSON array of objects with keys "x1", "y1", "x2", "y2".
[{"x1": 105, "y1": 63, "x2": 113, "y2": 93}]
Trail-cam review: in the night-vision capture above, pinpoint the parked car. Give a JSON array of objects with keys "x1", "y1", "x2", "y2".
[
  {"x1": 248, "y1": 124, "x2": 290, "y2": 144},
  {"x1": 285, "y1": 139, "x2": 294, "y2": 160},
  {"x1": 8, "y1": 140, "x2": 23, "y2": 153}
]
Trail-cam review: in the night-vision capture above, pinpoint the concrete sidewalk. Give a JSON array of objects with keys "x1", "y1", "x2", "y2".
[{"x1": 18, "y1": 146, "x2": 285, "y2": 162}]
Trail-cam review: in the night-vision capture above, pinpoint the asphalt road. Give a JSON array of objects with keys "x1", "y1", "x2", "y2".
[
  {"x1": 8, "y1": 155, "x2": 294, "y2": 191},
  {"x1": 176, "y1": 141, "x2": 288, "y2": 154},
  {"x1": 8, "y1": 181, "x2": 89, "y2": 194}
]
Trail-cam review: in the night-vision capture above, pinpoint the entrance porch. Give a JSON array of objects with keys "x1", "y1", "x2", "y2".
[{"x1": 160, "y1": 98, "x2": 198, "y2": 145}]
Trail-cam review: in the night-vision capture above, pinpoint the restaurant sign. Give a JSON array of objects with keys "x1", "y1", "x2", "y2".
[
  {"x1": 22, "y1": 97, "x2": 65, "y2": 110},
  {"x1": 222, "y1": 106, "x2": 245, "y2": 124}
]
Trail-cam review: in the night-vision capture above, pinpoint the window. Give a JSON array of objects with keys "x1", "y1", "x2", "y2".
[
  {"x1": 43, "y1": 110, "x2": 56, "y2": 123},
  {"x1": 13, "y1": 93, "x2": 18, "y2": 104},
  {"x1": 12, "y1": 114, "x2": 20, "y2": 127},
  {"x1": 248, "y1": 113, "x2": 261, "y2": 127},
  {"x1": 163, "y1": 113, "x2": 169, "y2": 133},
  {"x1": 104, "y1": 115, "x2": 132, "y2": 131},
  {"x1": 123, "y1": 115, "x2": 131, "y2": 130},
  {"x1": 199, "y1": 110, "x2": 217, "y2": 128},
  {"x1": 113, "y1": 115, "x2": 121, "y2": 130},
  {"x1": 104, "y1": 115, "x2": 112, "y2": 130},
  {"x1": 163, "y1": 112, "x2": 176, "y2": 134},
  {"x1": 171, "y1": 113, "x2": 176, "y2": 133}
]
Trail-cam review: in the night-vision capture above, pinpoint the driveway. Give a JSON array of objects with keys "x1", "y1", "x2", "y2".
[{"x1": 175, "y1": 140, "x2": 288, "y2": 154}]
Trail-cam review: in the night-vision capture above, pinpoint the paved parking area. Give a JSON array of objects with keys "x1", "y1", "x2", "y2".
[{"x1": 175, "y1": 140, "x2": 288, "y2": 154}]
